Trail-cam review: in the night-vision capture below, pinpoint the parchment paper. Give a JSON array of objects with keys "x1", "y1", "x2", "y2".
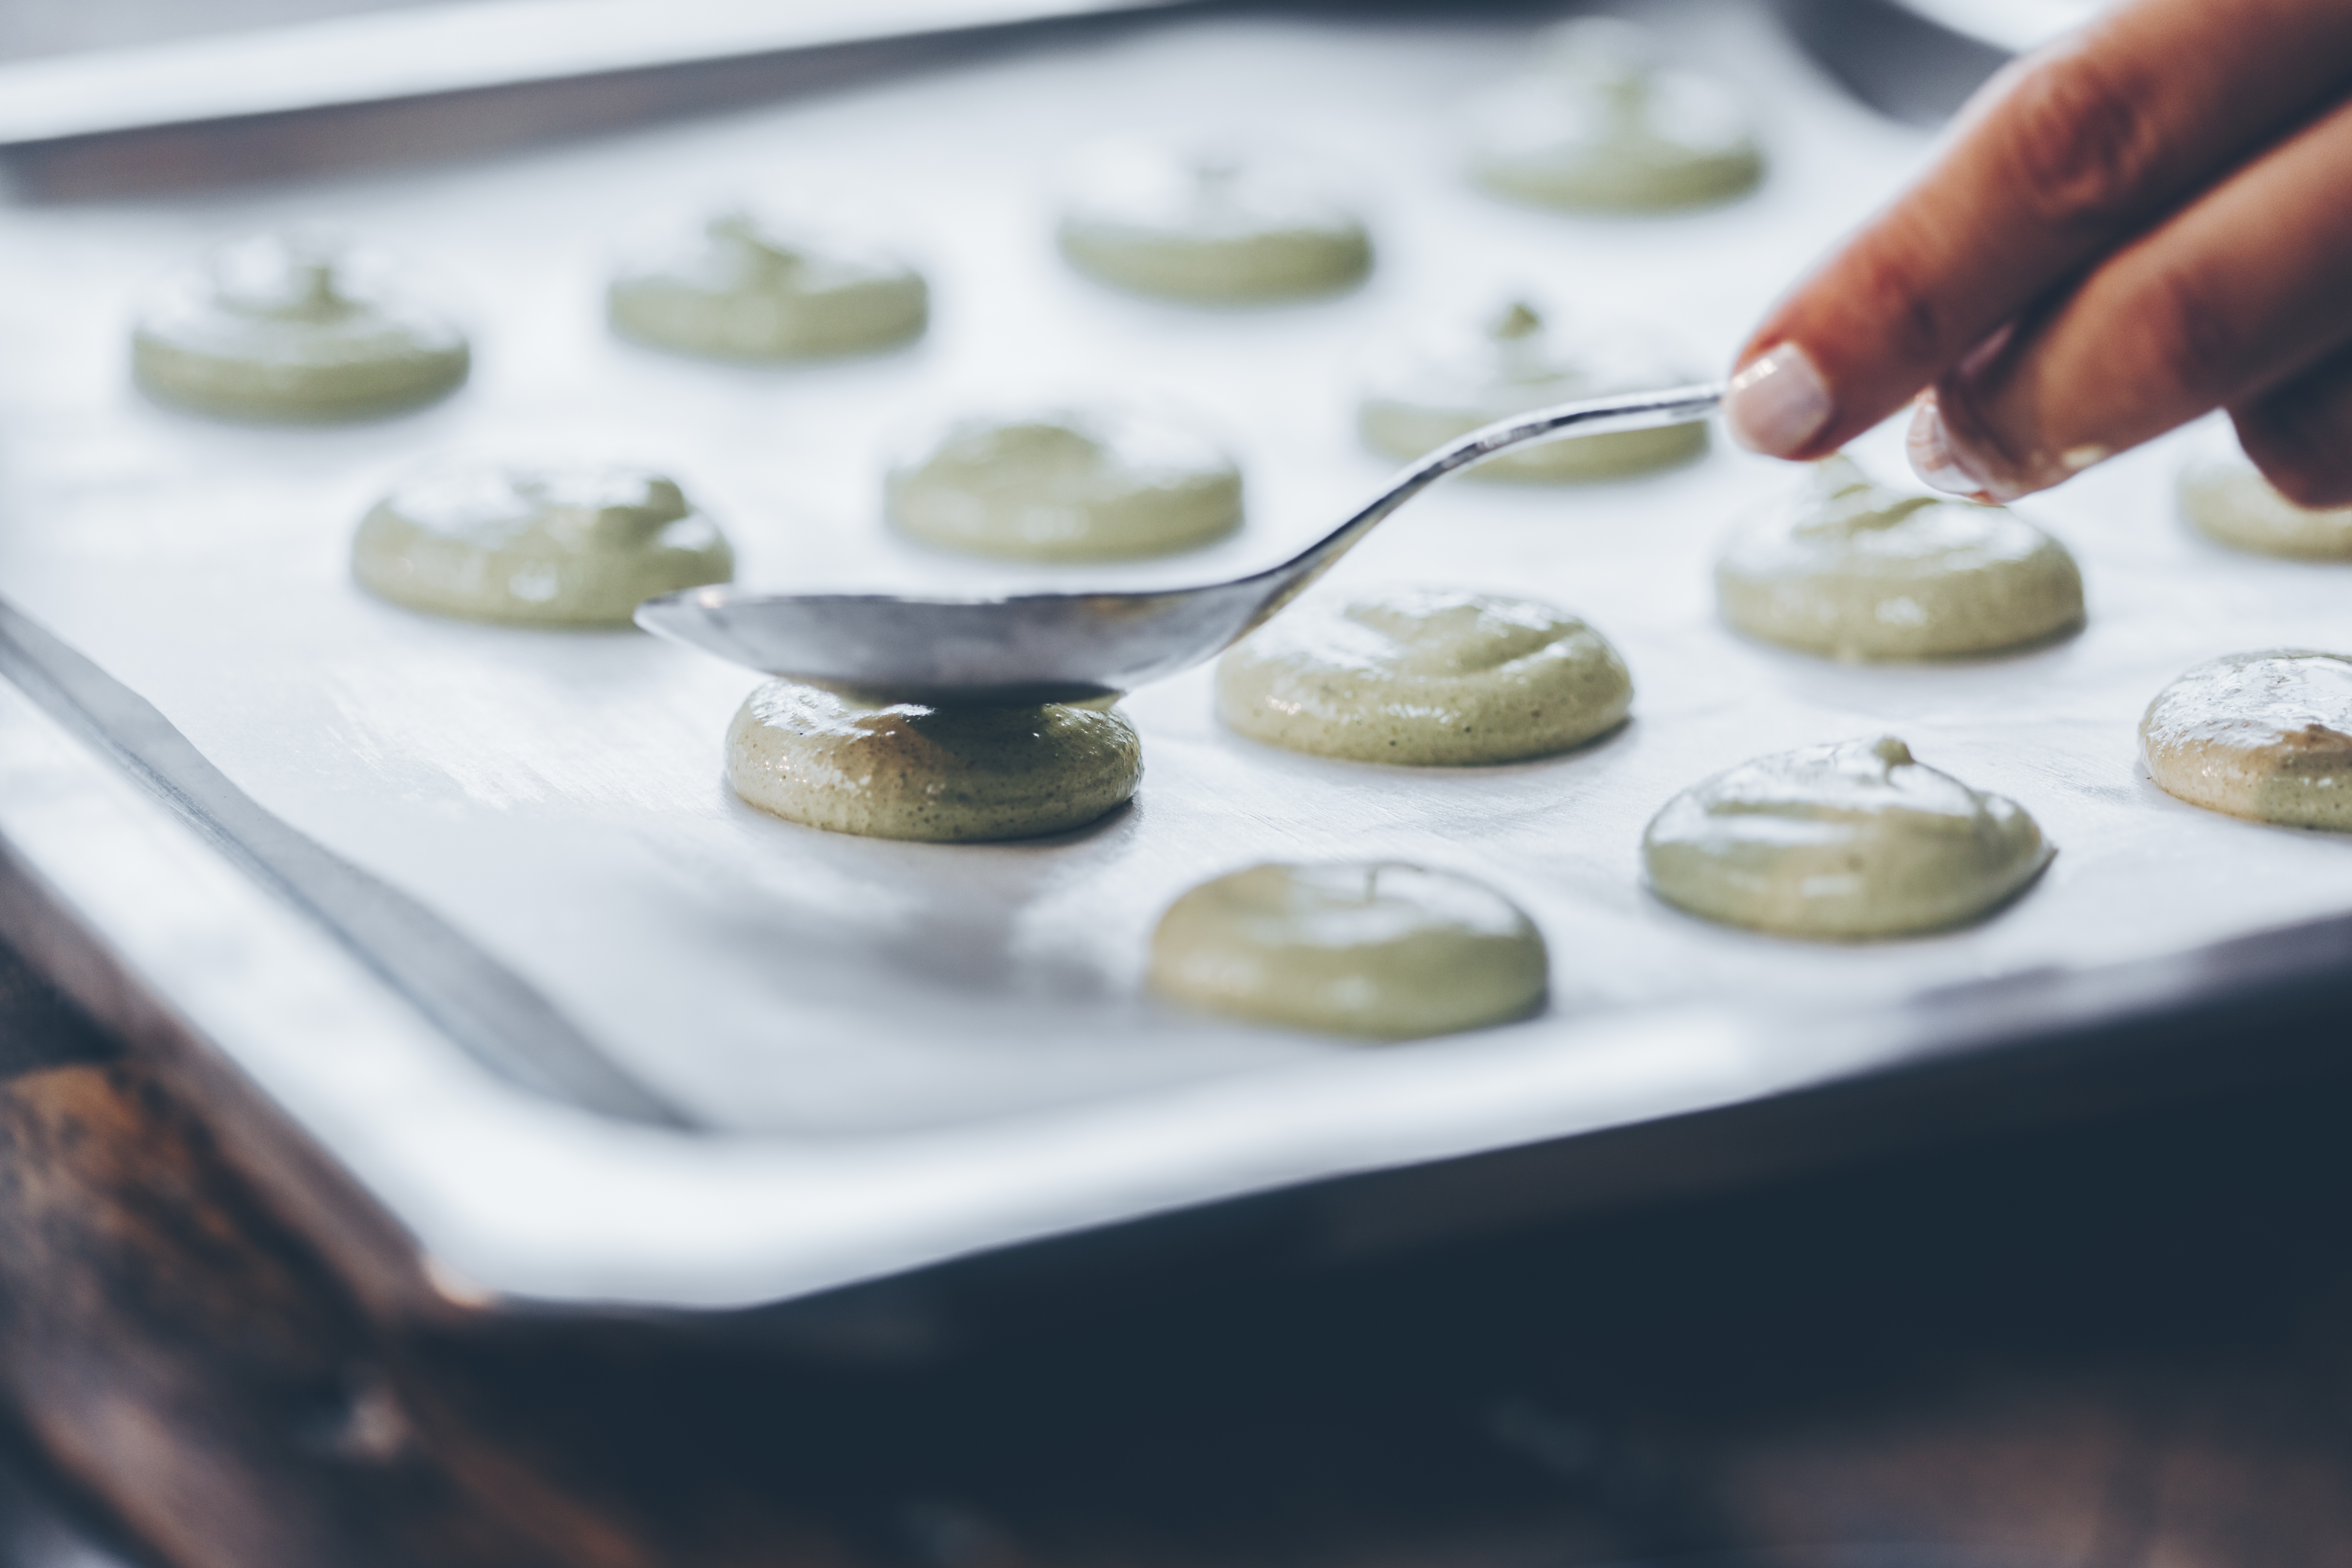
[{"x1": 4, "y1": 1, "x2": 2349, "y2": 1146}]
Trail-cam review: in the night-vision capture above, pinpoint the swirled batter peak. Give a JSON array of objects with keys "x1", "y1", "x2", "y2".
[
  {"x1": 1217, "y1": 589, "x2": 1632, "y2": 765},
  {"x1": 132, "y1": 233, "x2": 468, "y2": 421},
  {"x1": 1716, "y1": 455, "x2": 2085, "y2": 660},
  {"x1": 1058, "y1": 140, "x2": 1372, "y2": 303},
  {"x1": 1469, "y1": 18, "x2": 1763, "y2": 213},
  {"x1": 888, "y1": 405, "x2": 1242, "y2": 561},
  {"x1": 1644, "y1": 736, "x2": 2054, "y2": 939},
  {"x1": 1359, "y1": 298, "x2": 1706, "y2": 480},
  {"x1": 353, "y1": 463, "x2": 732, "y2": 625},
  {"x1": 2179, "y1": 450, "x2": 2352, "y2": 559},
  {"x1": 1150, "y1": 861, "x2": 1547, "y2": 1039},
  {"x1": 608, "y1": 207, "x2": 927, "y2": 361}
]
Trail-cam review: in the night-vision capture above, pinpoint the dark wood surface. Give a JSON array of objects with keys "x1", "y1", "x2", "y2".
[{"x1": 3, "y1": 926, "x2": 2351, "y2": 1568}]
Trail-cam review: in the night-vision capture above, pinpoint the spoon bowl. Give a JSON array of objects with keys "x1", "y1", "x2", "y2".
[{"x1": 636, "y1": 382, "x2": 1725, "y2": 703}]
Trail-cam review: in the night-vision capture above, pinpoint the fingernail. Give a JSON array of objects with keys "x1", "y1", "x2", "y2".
[
  {"x1": 1906, "y1": 396, "x2": 1992, "y2": 498},
  {"x1": 1724, "y1": 343, "x2": 1832, "y2": 456}
]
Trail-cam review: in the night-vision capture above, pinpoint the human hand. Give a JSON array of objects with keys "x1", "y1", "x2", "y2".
[{"x1": 1721, "y1": 0, "x2": 2352, "y2": 506}]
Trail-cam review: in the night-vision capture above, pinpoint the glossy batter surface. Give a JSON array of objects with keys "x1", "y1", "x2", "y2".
[
  {"x1": 1644, "y1": 736, "x2": 2053, "y2": 939},
  {"x1": 1149, "y1": 861, "x2": 1547, "y2": 1039},
  {"x1": 2140, "y1": 651, "x2": 2352, "y2": 830},
  {"x1": 2179, "y1": 456, "x2": 2352, "y2": 559},
  {"x1": 132, "y1": 234, "x2": 469, "y2": 421},
  {"x1": 1359, "y1": 299, "x2": 1706, "y2": 480},
  {"x1": 1469, "y1": 18, "x2": 1762, "y2": 213},
  {"x1": 888, "y1": 407, "x2": 1242, "y2": 560},
  {"x1": 353, "y1": 465, "x2": 733, "y2": 625},
  {"x1": 1717, "y1": 455, "x2": 2085, "y2": 660},
  {"x1": 725, "y1": 681, "x2": 1143, "y2": 842},
  {"x1": 1057, "y1": 141, "x2": 1372, "y2": 303},
  {"x1": 1217, "y1": 589, "x2": 1632, "y2": 765},
  {"x1": 607, "y1": 209, "x2": 928, "y2": 361}
]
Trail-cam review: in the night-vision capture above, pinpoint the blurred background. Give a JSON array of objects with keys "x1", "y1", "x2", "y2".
[{"x1": 0, "y1": 0, "x2": 459, "y2": 61}]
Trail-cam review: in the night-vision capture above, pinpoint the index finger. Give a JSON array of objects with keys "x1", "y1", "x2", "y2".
[{"x1": 1723, "y1": 0, "x2": 2352, "y2": 458}]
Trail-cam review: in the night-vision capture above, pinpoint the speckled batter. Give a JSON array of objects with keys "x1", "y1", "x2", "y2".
[
  {"x1": 1468, "y1": 18, "x2": 1763, "y2": 213},
  {"x1": 725, "y1": 681, "x2": 1143, "y2": 842},
  {"x1": 1358, "y1": 299, "x2": 1706, "y2": 480},
  {"x1": 1644, "y1": 736, "x2": 2053, "y2": 939},
  {"x1": 1148, "y1": 861, "x2": 1547, "y2": 1039},
  {"x1": 132, "y1": 233, "x2": 468, "y2": 421},
  {"x1": 1716, "y1": 455, "x2": 2085, "y2": 660},
  {"x1": 1216, "y1": 589, "x2": 1632, "y2": 765},
  {"x1": 2179, "y1": 455, "x2": 2352, "y2": 559},
  {"x1": 607, "y1": 209, "x2": 927, "y2": 361},
  {"x1": 352, "y1": 465, "x2": 733, "y2": 626},
  {"x1": 1057, "y1": 141, "x2": 1372, "y2": 303},
  {"x1": 888, "y1": 407, "x2": 1242, "y2": 561},
  {"x1": 2139, "y1": 651, "x2": 2352, "y2": 830}
]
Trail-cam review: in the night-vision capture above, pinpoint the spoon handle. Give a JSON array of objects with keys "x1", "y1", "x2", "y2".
[{"x1": 1240, "y1": 380, "x2": 1727, "y2": 619}]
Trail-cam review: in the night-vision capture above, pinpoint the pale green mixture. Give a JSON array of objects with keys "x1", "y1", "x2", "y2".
[
  {"x1": 2139, "y1": 650, "x2": 2352, "y2": 830},
  {"x1": 1148, "y1": 861, "x2": 1548, "y2": 1039},
  {"x1": 2179, "y1": 455, "x2": 2352, "y2": 559},
  {"x1": 1216, "y1": 589, "x2": 1632, "y2": 765},
  {"x1": 1716, "y1": 455, "x2": 2085, "y2": 660},
  {"x1": 1359, "y1": 300, "x2": 1707, "y2": 480},
  {"x1": 607, "y1": 209, "x2": 927, "y2": 361},
  {"x1": 1644, "y1": 736, "x2": 2054, "y2": 939},
  {"x1": 132, "y1": 234, "x2": 468, "y2": 421},
  {"x1": 888, "y1": 408, "x2": 1242, "y2": 561},
  {"x1": 1469, "y1": 18, "x2": 1763, "y2": 213},
  {"x1": 1057, "y1": 142, "x2": 1372, "y2": 303},
  {"x1": 725, "y1": 680, "x2": 1143, "y2": 842},
  {"x1": 352, "y1": 465, "x2": 733, "y2": 626}
]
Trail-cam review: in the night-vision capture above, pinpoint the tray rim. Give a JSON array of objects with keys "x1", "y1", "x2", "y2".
[{"x1": 6, "y1": 603, "x2": 2349, "y2": 1333}]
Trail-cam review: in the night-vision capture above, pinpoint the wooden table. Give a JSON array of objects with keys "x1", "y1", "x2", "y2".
[{"x1": 5, "y1": 924, "x2": 2349, "y2": 1568}]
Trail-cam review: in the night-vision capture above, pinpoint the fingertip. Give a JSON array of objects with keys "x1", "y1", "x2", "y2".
[
  {"x1": 1724, "y1": 343, "x2": 1833, "y2": 457},
  {"x1": 1908, "y1": 392, "x2": 2049, "y2": 502},
  {"x1": 1905, "y1": 395, "x2": 1989, "y2": 498}
]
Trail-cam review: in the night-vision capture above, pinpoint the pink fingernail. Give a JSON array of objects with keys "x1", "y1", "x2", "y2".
[
  {"x1": 1724, "y1": 343, "x2": 1832, "y2": 456},
  {"x1": 1905, "y1": 396, "x2": 1991, "y2": 498}
]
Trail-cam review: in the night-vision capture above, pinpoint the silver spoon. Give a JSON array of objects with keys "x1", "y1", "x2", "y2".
[{"x1": 636, "y1": 381, "x2": 1724, "y2": 703}]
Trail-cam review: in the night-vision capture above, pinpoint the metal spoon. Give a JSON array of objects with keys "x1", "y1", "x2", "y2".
[{"x1": 635, "y1": 381, "x2": 1724, "y2": 703}]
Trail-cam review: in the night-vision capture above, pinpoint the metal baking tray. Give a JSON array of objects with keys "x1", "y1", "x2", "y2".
[{"x1": 3, "y1": 0, "x2": 2348, "y2": 1341}]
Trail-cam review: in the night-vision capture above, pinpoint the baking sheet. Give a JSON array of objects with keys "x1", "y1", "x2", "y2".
[{"x1": 3, "y1": 6, "x2": 2349, "y2": 1178}]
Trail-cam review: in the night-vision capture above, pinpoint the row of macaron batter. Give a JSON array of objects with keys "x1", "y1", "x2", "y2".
[
  {"x1": 123, "y1": 254, "x2": 2352, "y2": 1048},
  {"x1": 106, "y1": 13, "x2": 2352, "y2": 1043},
  {"x1": 126, "y1": 19, "x2": 1758, "y2": 467},
  {"x1": 717, "y1": 475, "x2": 2346, "y2": 1042}
]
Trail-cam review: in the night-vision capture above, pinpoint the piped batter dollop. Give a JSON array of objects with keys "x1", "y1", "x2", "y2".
[
  {"x1": 2139, "y1": 650, "x2": 2352, "y2": 830},
  {"x1": 607, "y1": 208, "x2": 927, "y2": 361},
  {"x1": 1716, "y1": 455, "x2": 2085, "y2": 660},
  {"x1": 1468, "y1": 18, "x2": 1763, "y2": 213},
  {"x1": 2179, "y1": 453, "x2": 2352, "y2": 559},
  {"x1": 132, "y1": 233, "x2": 468, "y2": 421},
  {"x1": 352, "y1": 464, "x2": 733, "y2": 625},
  {"x1": 1216, "y1": 589, "x2": 1632, "y2": 765},
  {"x1": 1643, "y1": 736, "x2": 2054, "y2": 939},
  {"x1": 725, "y1": 680, "x2": 1143, "y2": 842},
  {"x1": 888, "y1": 407, "x2": 1243, "y2": 561},
  {"x1": 1359, "y1": 299, "x2": 1706, "y2": 479},
  {"x1": 1149, "y1": 861, "x2": 1547, "y2": 1039},
  {"x1": 1057, "y1": 141, "x2": 1372, "y2": 303}
]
